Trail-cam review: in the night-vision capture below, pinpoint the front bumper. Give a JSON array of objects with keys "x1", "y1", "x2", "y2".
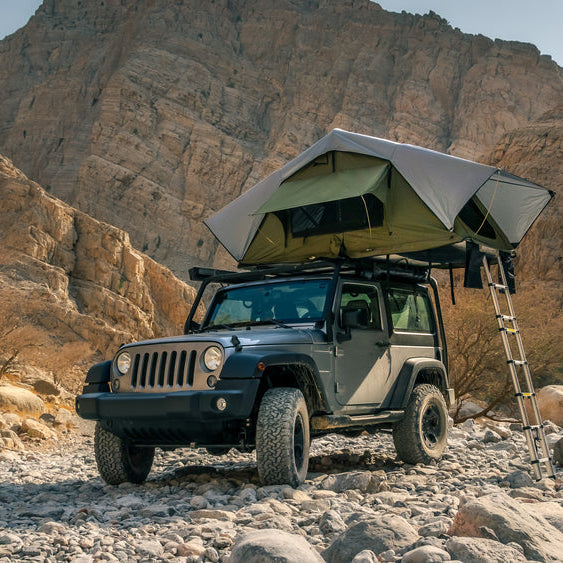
[{"x1": 76, "y1": 380, "x2": 260, "y2": 422}]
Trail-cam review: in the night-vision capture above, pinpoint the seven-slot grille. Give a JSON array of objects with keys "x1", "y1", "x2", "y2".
[{"x1": 119, "y1": 343, "x2": 216, "y2": 393}]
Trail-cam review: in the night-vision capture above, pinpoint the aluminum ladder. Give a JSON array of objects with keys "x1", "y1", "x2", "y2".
[{"x1": 482, "y1": 254, "x2": 556, "y2": 480}]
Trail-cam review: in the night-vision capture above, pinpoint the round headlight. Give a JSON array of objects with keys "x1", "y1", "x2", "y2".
[
  {"x1": 116, "y1": 352, "x2": 131, "y2": 375},
  {"x1": 203, "y1": 346, "x2": 223, "y2": 371}
]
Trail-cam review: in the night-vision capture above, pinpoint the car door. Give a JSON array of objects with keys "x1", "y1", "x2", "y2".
[{"x1": 333, "y1": 281, "x2": 391, "y2": 407}]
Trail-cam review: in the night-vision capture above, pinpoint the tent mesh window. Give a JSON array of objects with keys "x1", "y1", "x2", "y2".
[
  {"x1": 285, "y1": 193, "x2": 384, "y2": 237},
  {"x1": 458, "y1": 198, "x2": 497, "y2": 240}
]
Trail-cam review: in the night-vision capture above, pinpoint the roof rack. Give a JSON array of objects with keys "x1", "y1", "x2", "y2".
[{"x1": 189, "y1": 257, "x2": 429, "y2": 285}]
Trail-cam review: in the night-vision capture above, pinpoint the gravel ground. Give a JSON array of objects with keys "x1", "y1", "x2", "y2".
[{"x1": 0, "y1": 418, "x2": 562, "y2": 562}]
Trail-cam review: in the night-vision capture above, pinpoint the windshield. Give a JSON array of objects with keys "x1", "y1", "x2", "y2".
[{"x1": 202, "y1": 279, "x2": 330, "y2": 330}]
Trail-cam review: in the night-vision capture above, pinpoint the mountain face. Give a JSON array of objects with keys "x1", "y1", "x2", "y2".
[
  {"x1": 487, "y1": 104, "x2": 563, "y2": 285},
  {"x1": 0, "y1": 0, "x2": 562, "y2": 275},
  {"x1": 0, "y1": 155, "x2": 198, "y2": 378}
]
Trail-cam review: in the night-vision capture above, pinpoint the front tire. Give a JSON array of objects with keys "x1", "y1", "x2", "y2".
[
  {"x1": 94, "y1": 423, "x2": 155, "y2": 485},
  {"x1": 393, "y1": 383, "x2": 448, "y2": 464},
  {"x1": 256, "y1": 387, "x2": 310, "y2": 487}
]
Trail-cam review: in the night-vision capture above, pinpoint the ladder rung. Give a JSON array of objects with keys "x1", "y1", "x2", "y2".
[
  {"x1": 531, "y1": 458, "x2": 551, "y2": 464},
  {"x1": 515, "y1": 392, "x2": 535, "y2": 398},
  {"x1": 507, "y1": 360, "x2": 528, "y2": 366},
  {"x1": 523, "y1": 424, "x2": 543, "y2": 431},
  {"x1": 497, "y1": 314, "x2": 516, "y2": 322},
  {"x1": 489, "y1": 282, "x2": 509, "y2": 290},
  {"x1": 500, "y1": 327, "x2": 519, "y2": 334}
]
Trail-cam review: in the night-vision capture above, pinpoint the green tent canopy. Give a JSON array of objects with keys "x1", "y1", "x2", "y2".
[{"x1": 205, "y1": 129, "x2": 554, "y2": 267}]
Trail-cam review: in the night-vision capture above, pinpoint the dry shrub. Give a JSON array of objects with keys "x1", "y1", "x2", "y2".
[
  {"x1": 0, "y1": 311, "x2": 44, "y2": 379},
  {"x1": 31, "y1": 341, "x2": 93, "y2": 394},
  {"x1": 0, "y1": 305, "x2": 95, "y2": 394},
  {"x1": 440, "y1": 277, "x2": 563, "y2": 422}
]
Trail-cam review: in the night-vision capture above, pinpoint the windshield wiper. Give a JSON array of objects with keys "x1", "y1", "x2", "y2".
[
  {"x1": 229, "y1": 319, "x2": 292, "y2": 329},
  {"x1": 254, "y1": 319, "x2": 292, "y2": 329},
  {"x1": 202, "y1": 323, "x2": 235, "y2": 331}
]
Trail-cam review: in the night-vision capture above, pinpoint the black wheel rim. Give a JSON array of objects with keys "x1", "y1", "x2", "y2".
[
  {"x1": 421, "y1": 403, "x2": 442, "y2": 450},
  {"x1": 127, "y1": 445, "x2": 147, "y2": 472},
  {"x1": 294, "y1": 413, "x2": 305, "y2": 471}
]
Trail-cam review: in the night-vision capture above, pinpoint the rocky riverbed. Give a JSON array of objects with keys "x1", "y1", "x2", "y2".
[{"x1": 1, "y1": 416, "x2": 562, "y2": 562}]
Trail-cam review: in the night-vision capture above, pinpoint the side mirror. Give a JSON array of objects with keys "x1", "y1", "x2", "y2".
[{"x1": 341, "y1": 308, "x2": 369, "y2": 329}]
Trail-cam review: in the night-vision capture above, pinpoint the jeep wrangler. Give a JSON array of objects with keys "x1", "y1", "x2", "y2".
[{"x1": 76, "y1": 259, "x2": 454, "y2": 486}]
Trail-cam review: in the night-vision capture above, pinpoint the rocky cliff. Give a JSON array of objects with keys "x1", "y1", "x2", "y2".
[
  {"x1": 0, "y1": 0, "x2": 562, "y2": 274},
  {"x1": 487, "y1": 103, "x2": 563, "y2": 284},
  {"x1": 0, "y1": 155, "x2": 198, "y2": 391}
]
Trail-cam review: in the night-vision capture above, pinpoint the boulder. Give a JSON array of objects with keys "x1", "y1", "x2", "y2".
[
  {"x1": 2, "y1": 412, "x2": 22, "y2": 429},
  {"x1": 0, "y1": 384, "x2": 45, "y2": 415},
  {"x1": 350, "y1": 550, "x2": 378, "y2": 563},
  {"x1": 228, "y1": 529, "x2": 324, "y2": 563},
  {"x1": 553, "y1": 437, "x2": 563, "y2": 466},
  {"x1": 482, "y1": 429, "x2": 502, "y2": 443},
  {"x1": 319, "y1": 510, "x2": 347, "y2": 535},
  {"x1": 177, "y1": 540, "x2": 206, "y2": 558},
  {"x1": 31, "y1": 376, "x2": 61, "y2": 396},
  {"x1": 455, "y1": 400, "x2": 483, "y2": 419},
  {"x1": 320, "y1": 471, "x2": 376, "y2": 493},
  {"x1": 282, "y1": 488, "x2": 311, "y2": 501},
  {"x1": 446, "y1": 537, "x2": 526, "y2": 562},
  {"x1": 418, "y1": 520, "x2": 451, "y2": 537},
  {"x1": 530, "y1": 386, "x2": 563, "y2": 426},
  {"x1": 0, "y1": 428, "x2": 25, "y2": 450},
  {"x1": 448, "y1": 492, "x2": 563, "y2": 561},
  {"x1": 527, "y1": 502, "x2": 563, "y2": 533},
  {"x1": 37, "y1": 521, "x2": 66, "y2": 535},
  {"x1": 501, "y1": 470, "x2": 534, "y2": 489},
  {"x1": 323, "y1": 515, "x2": 418, "y2": 562},
  {"x1": 402, "y1": 545, "x2": 451, "y2": 562},
  {"x1": 20, "y1": 418, "x2": 52, "y2": 440},
  {"x1": 135, "y1": 539, "x2": 164, "y2": 558},
  {"x1": 39, "y1": 413, "x2": 56, "y2": 426},
  {"x1": 190, "y1": 509, "x2": 235, "y2": 521}
]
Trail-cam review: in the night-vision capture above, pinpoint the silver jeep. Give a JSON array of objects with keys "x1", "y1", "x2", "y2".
[{"x1": 76, "y1": 259, "x2": 454, "y2": 486}]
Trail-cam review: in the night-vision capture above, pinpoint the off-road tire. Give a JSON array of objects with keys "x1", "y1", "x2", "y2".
[
  {"x1": 393, "y1": 383, "x2": 448, "y2": 465},
  {"x1": 256, "y1": 387, "x2": 310, "y2": 487},
  {"x1": 94, "y1": 422, "x2": 155, "y2": 485}
]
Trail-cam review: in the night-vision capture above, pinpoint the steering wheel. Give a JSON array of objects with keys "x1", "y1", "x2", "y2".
[{"x1": 296, "y1": 299, "x2": 319, "y2": 319}]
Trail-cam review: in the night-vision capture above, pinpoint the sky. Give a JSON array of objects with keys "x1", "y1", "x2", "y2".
[
  {"x1": 376, "y1": 0, "x2": 563, "y2": 66},
  {"x1": 0, "y1": 0, "x2": 561, "y2": 66}
]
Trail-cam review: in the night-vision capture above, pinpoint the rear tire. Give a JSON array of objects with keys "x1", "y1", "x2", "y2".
[
  {"x1": 393, "y1": 383, "x2": 448, "y2": 464},
  {"x1": 94, "y1": 422, "x2": 155, "y2": 485},
  {"x1": 256, "y1": 387, "x2": 310, "y2": 487}
]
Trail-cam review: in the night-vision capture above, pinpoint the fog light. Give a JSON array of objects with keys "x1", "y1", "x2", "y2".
[
  {"x1": 216, "y1": 397, "x2": 227, "y2": 411},
  {"x1": 111, "y1": 378, "x2": 120, "y2": 392},
  {"x1": 207, "y1": 375, "x2": 218, "y2": 388}
]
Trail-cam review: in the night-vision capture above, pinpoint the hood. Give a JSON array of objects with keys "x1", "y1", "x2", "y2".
[{"x1": 121, "y1": 326, "x2": 323, "y2": 351}]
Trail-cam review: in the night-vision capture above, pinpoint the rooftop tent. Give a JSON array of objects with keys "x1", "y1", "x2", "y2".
[{"x1": 204, "y1": 129, "x2": 554, "y2": 267}]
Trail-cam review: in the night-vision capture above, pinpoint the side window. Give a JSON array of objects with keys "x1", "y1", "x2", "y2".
[
  {"x1": 387, "y1": 288, "x2": 434, "y2": 333},
  {"x1": 339, "y1": 283, "x2": 382, "y2": 330}
]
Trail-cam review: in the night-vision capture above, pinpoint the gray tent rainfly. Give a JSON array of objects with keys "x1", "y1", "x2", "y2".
[{"x1": 204, "y1": 129, "x2": 554, "y2": 267}]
